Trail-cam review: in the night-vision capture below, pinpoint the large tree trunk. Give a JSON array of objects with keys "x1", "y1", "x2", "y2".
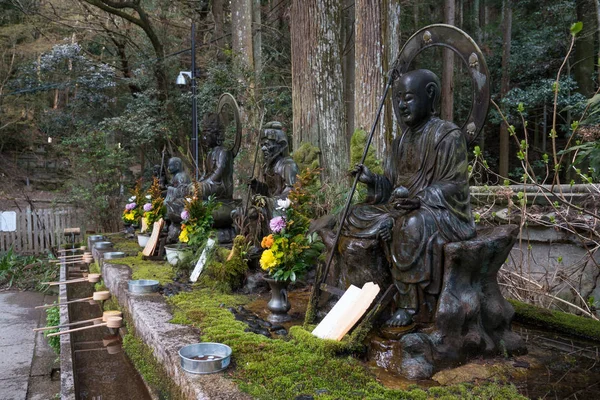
[
  {"x1": 212, "y1": 0, "x2": 226, "y2": 60},
  {"x1": 353, "y1": 0, "x2": 401, "y2": 159},
  {"x1": 342, "y1": 0, "x2": 355, "y2": 144},
  {"x1": 499, "y1": 0, "x2": 512, "y2": 178},
  {"x1": 441, "y1": 0, "x2": 455, "y2": 121},
  {"x1": 354, "y1": 0, "x2": 384, "y2": 157},
  {"x1": 231, "y1": 0, "x2": 254, "y2": 69},
  {"x1": 574, "y1": 0, "x2": 596, "y2": 98},
  {"x1": 291, "y1": 0, "x2": 348, "y2": 183}
]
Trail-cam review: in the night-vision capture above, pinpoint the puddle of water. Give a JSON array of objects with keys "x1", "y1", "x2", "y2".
[{"x1": 68, "y1": 281, "x2": 151, "y2": 400}]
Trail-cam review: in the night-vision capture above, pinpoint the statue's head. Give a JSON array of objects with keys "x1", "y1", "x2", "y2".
[
  {"x1": 260, "y1": 121, "x2": 289, "y2": 166},
  {"x1": 167, "y1": 157, "x2": 183, "y2": 174},
  {"x1": 394, "y1": 69, "x2": 440, "y2": 128},
  {"x1": 202, "y1": 113, "x2": 224, "y2": 148}
]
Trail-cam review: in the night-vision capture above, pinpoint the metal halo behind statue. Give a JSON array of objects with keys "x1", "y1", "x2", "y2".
[
  {"x1": 217, "y1": 93, "x2": 242, "y2": 157},
  {"x1": 392, "y1": 24, "x2": 490, "y2": 144}
]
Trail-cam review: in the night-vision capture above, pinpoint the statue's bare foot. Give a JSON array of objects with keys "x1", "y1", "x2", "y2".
[{"x1": 385, "y1": 309, "x2": 415, "y2": 327}]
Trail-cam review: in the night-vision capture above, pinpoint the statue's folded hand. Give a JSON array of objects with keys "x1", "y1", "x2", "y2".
[{"x1": 393, "y1": 197, "x2": 420, "y2": 211}]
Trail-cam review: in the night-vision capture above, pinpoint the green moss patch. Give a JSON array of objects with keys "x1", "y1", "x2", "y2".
[
  {"x1": 168, "y1": 289, "x2": 525, "y2": 400},
  {"x1": 105, "y1": 233, "x2": 142, "y2": 254},
  {"x1": 123, "y1": 332, "x2": 183, "y2": 400},
  {"x1": 509, "y1": 299, "x2": 600, "y2": 341},
  {"x1": 112, "y1": 254, "x2": 175, "y2": 285}
]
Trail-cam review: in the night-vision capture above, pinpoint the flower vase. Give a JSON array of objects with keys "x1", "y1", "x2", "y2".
[{"x1": 264, "y1": 277, "x2": 292, "y2": 323}]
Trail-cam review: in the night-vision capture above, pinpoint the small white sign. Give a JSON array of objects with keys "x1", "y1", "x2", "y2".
[
  {"x1": 190, "y1": 238, "x2": 216, "y2": 283},
  {"x1": 0, "y1": 211, "x2": 17, "y2": 232}
]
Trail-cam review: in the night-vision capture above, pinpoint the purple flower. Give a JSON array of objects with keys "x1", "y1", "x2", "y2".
[
  {"x1": 269, "y1": 216, "x2": 286, "y2": 233},
  {"x1": 181, "y1": 210, "x2": 190, "y2": 221},
  {"x1": 125, "y1": 202, "x2": 136, "y2": 211},
  {"x1": 143, "y1": 203, "x2": 153, "y2": 212}
]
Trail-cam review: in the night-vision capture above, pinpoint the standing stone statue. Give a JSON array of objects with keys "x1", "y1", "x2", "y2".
[{"x1": 198, "y1": 113, "x2": 234, "y2": 200}]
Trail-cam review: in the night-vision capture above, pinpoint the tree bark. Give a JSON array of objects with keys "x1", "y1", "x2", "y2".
[
  {"x1": 499, "y1": 0, "x2": 512, "y2": 178},
  {"x1": 212, "y1": 0, "x2": 225, "y2": 60},
  {"x1": 354, "y1": 0, "x2": 384, "y2": 157},
  {"x1": 574, "y1": 0, "x2": 596, "y2": 98},
  {"x1": 441, "y1": 0, "x2": 455, "y2": 122},
  {"x1": 342, "y1": 0, "x2": 355, "y2": 144},
  {"x1": 353, "y1": 0, "x2": 401, "y2": 158},
  {"x1": 291, "y1": 0, "x2": 348, "y2": 183},
  {"x1": 231, "y1": 0, "x2": 254, "y2": 69}
]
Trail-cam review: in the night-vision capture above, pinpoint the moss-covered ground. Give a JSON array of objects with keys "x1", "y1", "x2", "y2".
[
  {"x1": 109, "y1": 236, "x2": 528, "y2": 399},
  {"x1": 112, "y1": 253, "x2": 175, "y2": 284},
  {"x1": 509, "y1": 299, "x2": 600, "y2": 341},
  {"x1": 105, "y1": 233, "x2": 143, "y2": 254},
  {"x1": 168, "y1": 289, "x2": 525, "y2": 400}
]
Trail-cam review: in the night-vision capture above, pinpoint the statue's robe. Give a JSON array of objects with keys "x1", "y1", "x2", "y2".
[
  {"x1": 342, "y1": 117, "x2": 475, "y2": 309},
  {"x1": 256, "y1": 156, "x2": 299, "y2": 199},
  {"x1": 200, "y1": 146, "x2": 234, "y2": 200}
]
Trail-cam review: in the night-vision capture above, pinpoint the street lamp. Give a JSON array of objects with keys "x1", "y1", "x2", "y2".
[{"x1": 176, "y1": 23, "x2": 199, "y2": 180}]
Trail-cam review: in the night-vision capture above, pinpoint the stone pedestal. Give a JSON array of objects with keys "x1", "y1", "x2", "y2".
[{"x1": 320, "y1": 224, "x2": 527, "y2": 379}]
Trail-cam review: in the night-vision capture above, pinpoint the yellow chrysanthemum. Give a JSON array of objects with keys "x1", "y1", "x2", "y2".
[
  {"x1": 260, "y1": 249, "x2": 279, "y2": 271},
  {"x1": 261, "y1": 234, "x2": 274, "y2": 249},
  {"x1": 179, "y1": 228, "x2": 189, "y2": 243},
  {"x1": 124, "y1": 211, "x2": 135, "y2": 221}
]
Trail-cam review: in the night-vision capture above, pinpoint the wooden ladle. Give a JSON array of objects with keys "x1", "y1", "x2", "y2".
[
  {"x1": 35, "y1": 291, "x2": 110, "y2": 309},
  {"x1": 42, "y1": 273, "x2": 101, "y2": 286},
  {"x1": 33, "y1": 311, "x2": 123, "y2": 332},
  {"x1": 47, "y1": 316, "x2": 123, "y2": 337}
]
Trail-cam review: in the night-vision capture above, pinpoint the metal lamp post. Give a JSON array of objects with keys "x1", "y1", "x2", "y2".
[{"x1": 176, "y1": 22, "x2": 199, "y2": 180}]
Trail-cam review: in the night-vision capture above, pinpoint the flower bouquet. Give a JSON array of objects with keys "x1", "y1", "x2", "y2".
[
  {"x1": 179, "y1": 182, "x2": 220, "y2": 250},
  {"x1": 259, "y1": 198, "x2": 325, "y2": 282},
  {"x1": 122, "y1": 179, "x2": 144, "y2": 226},
  {"x1": 142, "y1": 177, "x2": 166, "y2": 228}
]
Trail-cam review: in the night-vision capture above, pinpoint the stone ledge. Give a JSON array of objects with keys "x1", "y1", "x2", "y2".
[
  {"x1": 101, "y1": 260, "x2": 252, "y2": 400},
  {"x1": 60, "y1": 260, "x2": 75, "y2": 400}
]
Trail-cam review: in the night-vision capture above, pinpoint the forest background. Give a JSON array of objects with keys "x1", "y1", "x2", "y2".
[{"x1": 0, "y1": 0, "x2": 599, "y2": 231}]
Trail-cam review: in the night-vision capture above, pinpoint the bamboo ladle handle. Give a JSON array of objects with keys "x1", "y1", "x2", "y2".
[
  {"x1": 33, "y1": 317, "x2": 101, "y2": 331},
  {"x1": 35, "y1": 291, "x2": 110, "y2": 308},
  {"x1": 43, "y1": 274, "x2": 101, "y2": 285},
  {"x1": 33, "y1": 310, "x2": 122, "y2": 332},
  {"x1": 46, "y1": 317, "x2": 122, "y2": 337}
]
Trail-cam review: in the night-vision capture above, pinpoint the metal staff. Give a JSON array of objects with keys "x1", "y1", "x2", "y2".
[{"x1": 319, "y1": 70, "x2": 396, "y2": 291}]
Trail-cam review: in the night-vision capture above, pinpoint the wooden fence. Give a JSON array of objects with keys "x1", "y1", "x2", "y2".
[{"x1": 0, "y1": 206, "x2": 86, "y2": 254}]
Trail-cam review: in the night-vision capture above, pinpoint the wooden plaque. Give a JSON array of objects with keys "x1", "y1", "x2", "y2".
[{"x1": 142, "y1": 219, "x2": 164, "y2": 257}]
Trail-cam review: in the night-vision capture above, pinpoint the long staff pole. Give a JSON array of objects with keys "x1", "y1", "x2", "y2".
[{"x1": 320, "y1": 72, "x2": 395, "y2": 284}]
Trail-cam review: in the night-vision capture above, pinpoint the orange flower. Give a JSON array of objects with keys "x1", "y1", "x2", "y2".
[{"x1": 261, "y1": 234, "x2": 274, "y2": 249}]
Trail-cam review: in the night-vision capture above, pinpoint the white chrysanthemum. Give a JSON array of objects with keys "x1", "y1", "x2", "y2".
[{"x1": 276, "y1": 198, "x2": 291, "y2": 210}]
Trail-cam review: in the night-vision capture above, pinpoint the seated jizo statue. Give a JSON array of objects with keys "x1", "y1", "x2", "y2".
[
  {"x1": 198, "y1": 113, "x2": 234, "y2": 200},
  {"x1": 164, "y1": 157, "x2": 192, "y2": 222},
  {"x1": 319, "y1": 69, "x2": 475, "y2": 326}
]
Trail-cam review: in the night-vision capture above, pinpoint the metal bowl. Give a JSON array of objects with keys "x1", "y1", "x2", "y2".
[
  {"x1": 94, "y1": 241, "x2": 113, "y2": 249},
  {"x1": 128, "y1": 279, "x2": 159, "y2": 294},
  {"x1": 88, "y1": 235, "x2": 105, "y2": 242},
  {"x1": 103, "y1": 251, "x2": 125, "y2": 260},
  {"x1": 179, "y1": 343, "x2": 232, "y2": 374}
]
